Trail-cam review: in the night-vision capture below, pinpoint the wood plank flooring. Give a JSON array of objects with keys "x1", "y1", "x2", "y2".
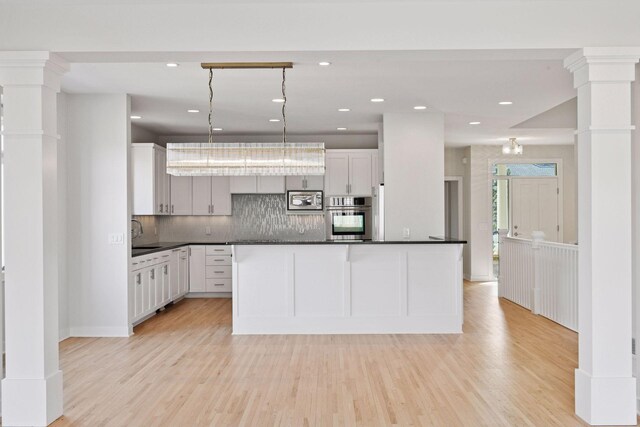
[{"x1": 51, "y1": 282, "x2": 595, "y2": 426}]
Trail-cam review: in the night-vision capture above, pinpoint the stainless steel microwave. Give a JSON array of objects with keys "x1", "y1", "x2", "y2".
[{"x1": 287, "y1": 191, "x2": 324, "y2": 212}]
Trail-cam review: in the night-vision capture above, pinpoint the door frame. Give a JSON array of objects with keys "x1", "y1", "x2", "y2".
[
  {"x1": 445, "y1": 176, "x2": 464, "y2": 240},
  {"x1": 487, "y1": 158, "x2": 564, "y2": 243}
]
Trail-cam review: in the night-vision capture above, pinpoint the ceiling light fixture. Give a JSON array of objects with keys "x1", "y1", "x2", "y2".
[
  {"x1": 469, "y1": 121, "x2": 481, "y2": 125},
  {"x1": 166, "y1": 63, "x2": 179, "y2": 68},
  {"x1": 187, "y1": 109, "x2": 200, "y2": 113},
  {"x1": 130, "y1": 115, "x2": 142, "y2": 120},
  {"x1": 338, "y1": 108, "x2": 350, "y2": 112},
  {"x1": 166, "y1": 62, "x2": 325, "y2": 176},
  {"x1": 337, "y1": 127, "x2": 347, "y2": 131},
  {"x1": 318, "y1": 61, "x2": 331, "y2": 66},
  {"x1": 499, "y1": 101, "x2": 513, "y2": 105},
  {"x1": 502, "y1": 137, "x2": 523, "y2": 155},
  {"x1": 272, "y1": 98, "x2": 285, "y2": 103},
  {"x1": 414, "y1": 106, "x2": 427, "y2": 110},
  {"x1": 371, "y1": 98, "x2": 385, "y2": 103}
]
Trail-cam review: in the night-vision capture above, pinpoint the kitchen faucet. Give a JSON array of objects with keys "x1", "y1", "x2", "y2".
[{"x1": 131, "y1": 219, "x2": 144, "y2": 240}]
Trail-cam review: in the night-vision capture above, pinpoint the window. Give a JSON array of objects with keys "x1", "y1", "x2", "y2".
[{"x1": 492, "y1": 163, "x2": 557, "y2": 177}]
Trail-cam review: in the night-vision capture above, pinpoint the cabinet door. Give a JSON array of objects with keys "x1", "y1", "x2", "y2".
[
  {"x1": 179, "y1": 250, "x2": 189, "y2": 296},
  {"x1": 170, "y1": 176, "x2": 193, "y2": 215},
  {"x1": 131, "y1": 144, "x2": 155, "y2": 215},
  {"x1": 170, "y1": 250, "x2": 180, "y2": 299},
  {"x1": 371, "y1": 152, "x2": 380, "y2": 187},
  {"x1": 211, "y1": 177, "x2": 232, "y2": 215},
  {"x1": 304, "y1": 175, "x2": 324, "y2": 190},
  {"x1": 133, "y1": 271, "x2": 144, "y2": 320},
  {"x1": 257, "y1": 176, "x2": 285, "y2": 194},
  {"x1": 230, "y1": 176, "x2": 257, "y2": 193},
  {"x1": 192, "y1": 176, "x2": 212, "y2": 215},
  {"x1": 325, "y1": 153, "x2": 349, "y2": 196},
  {"x1": 162, "y1": 263, "x2": 171, "y2": 305},
  {"x1": 189, "y1": 246, "x2": 206, "y2": 292},
  {"x1": 146, "y1": 267, "x2": 156, "y2": 314},
  {"x1": 154, "y1": 148, "x2": 165, "y2": 215},
  {"x1": 285, "y1": 176, "x2": 305, "y2": 190},
  {"x1": 349, "y1": 153, "x2": 373, "y2": 196}
]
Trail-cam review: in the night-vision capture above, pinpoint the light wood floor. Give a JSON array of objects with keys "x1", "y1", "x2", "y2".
[{"x1": 51, "y1": 282, "x2": 594, "y2": 426}]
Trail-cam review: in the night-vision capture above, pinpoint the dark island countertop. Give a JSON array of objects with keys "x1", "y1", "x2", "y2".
[{"x1": 131, "y1": 237, "x2": 466, "y2": 258}]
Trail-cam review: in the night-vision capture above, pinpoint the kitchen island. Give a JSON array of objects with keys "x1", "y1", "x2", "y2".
[{"x1": 231, "y1": 239, "x2": 465, "y2": 334}]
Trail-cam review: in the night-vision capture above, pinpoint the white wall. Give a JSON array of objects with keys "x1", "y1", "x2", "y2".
[
  {"x1": 131, "y1": 124, "x2": 158, "y2": 143},
  {"x1": 65, "y1": 94, "x2": 131, "y2": 337},
  {"x1": 632, "y1": 68, "x2": 640, "y2": 407},
  {"x1": 445, "y1": 147, "x2": 471, "y2": 275},
  {"x1": 383, "y1": 113, "x2": 445, "y2": 240},
  {"x1": 158, "y1": 133, "x2": 377, "y2": 150},
  {"x1": 1, "y1": 1, "x2": 639, "y2": 52},
  {"x1": 462, "y1": 144, "x2": 577, "y2": 281},
  {"x1": 57, "y1": 93, "x2": 69, "y2": 341}
]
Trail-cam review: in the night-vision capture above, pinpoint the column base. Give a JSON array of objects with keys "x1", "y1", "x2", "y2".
[
  {"x1": 575, "y1": 368, "x2": 637, "y2": 425},
  {"x1": 2, "y1": 370, "x2": 63, "y2": 427}
]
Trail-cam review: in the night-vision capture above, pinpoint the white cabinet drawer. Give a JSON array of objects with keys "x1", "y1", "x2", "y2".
[
  {"x1": 206, "y1": 278, "x2": 232, "y2": 292},
  {"x1": 205, "y1": 246, "x2": 231, "y2": 255},
  {"x1": 206, "y1": 265, "x2": 232, "y2": 278},
  {"x1": 206, "y1": 255, "x2": 232, "y2": 266}
]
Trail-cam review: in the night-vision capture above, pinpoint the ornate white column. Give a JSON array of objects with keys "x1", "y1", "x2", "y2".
[
  {"x1": 565, "y1": 47, "x2": 640, "y2": 425},
  {"x1": 0, "y1": 51, "x2": 68, "y2": 426}
]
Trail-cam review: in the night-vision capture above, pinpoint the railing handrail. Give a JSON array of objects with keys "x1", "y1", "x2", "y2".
[{"x1": 502, "y1": 234, "x2": 578, "y2": 251}]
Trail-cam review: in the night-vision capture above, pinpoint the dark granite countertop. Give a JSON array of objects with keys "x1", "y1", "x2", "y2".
[{"x1": 131, "y1": 237, "x2": 466, "y2": 258}]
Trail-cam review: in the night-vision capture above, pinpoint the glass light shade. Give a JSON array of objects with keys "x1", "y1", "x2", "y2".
[
  {"x1": 502, "y1": 139, "x2": 523, "y2": 156},
  {"x1": 166, "y1": 142, "x2": 325, "y2": 176}
]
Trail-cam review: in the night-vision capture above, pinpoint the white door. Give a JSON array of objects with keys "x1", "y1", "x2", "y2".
[
  {"x1": 349, "y1": 153, "x2": 373, "y2": 196},
  {"x1": 325, "y1": 153, "x2": 349, "y2": 196},
  {"x1": 192, "y1": 176, "x2": 212, "y2": 215},
  {"x1": 170, "y1": 176, "x2": 193, "y2": 215},
  {"x1": 512, "y1": 178, "x2": 559, "y2": 241},
  {"x1": 211, "y1": 177, "x2": 232, "y2": 215}
]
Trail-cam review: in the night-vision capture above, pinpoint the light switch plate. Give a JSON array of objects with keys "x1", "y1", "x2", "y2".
[
  {"x1": 109, "y1": 233, "x2": 125, "y2": 245},
  {"x1": 402, "y1": 228, "x2": 411, "y2": 239},
  {"x1": 205, "y1": 226, "x2": 212, "y2": 235}
]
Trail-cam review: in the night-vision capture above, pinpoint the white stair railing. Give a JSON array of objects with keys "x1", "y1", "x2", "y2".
[{"x1": 498, "y1": 230, "x2": 578, "y2": 331}]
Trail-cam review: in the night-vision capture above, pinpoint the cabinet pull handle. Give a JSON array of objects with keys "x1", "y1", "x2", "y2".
[
  {"x1": 211, "y1": 204, "x2": 214, "y2": 214},
  {"x1": 136, "y1": 273, "x2": 141, "y2": 285},
  {"x1": 346, "y1": 184, "x2": 349, "y2": 194},
  {"x1": 171, "y1": 205, "x2": 174, "y2": 214},
  {"x1": 162, "y1": 254, "x2": 170, "y2": 258},
  {"x1": 214, "y1": 283, "x2": 225, "y2": 286},
  {"x1": 150, "y1": 270, "x2": 155, "y2": 279},
  {"x1": 214, "y1": 249, "x2": 224, "y2": 252},
  {"x1": 159, "y1": 203, "x2": 163, "y2": 213},
  {"x1": 214, "y1": 270, "x2": 224, "y2": 273},
  {"x1": 215, "y1": 259, "x2": 225, "y2": 262}
]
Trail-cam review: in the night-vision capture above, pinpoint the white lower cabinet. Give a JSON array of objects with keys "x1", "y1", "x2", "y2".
[
  {"x1": 131, "y1": 248, "x2": 190, "y2": 324},
  {"x1": 190, "y1": 245, "x2": 232, "y2": 293}
]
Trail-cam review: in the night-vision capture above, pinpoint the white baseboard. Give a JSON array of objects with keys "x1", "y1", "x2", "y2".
[
  {"x1": 185, "y1": 292, "x2": 232, "y2": 298},
  {"x1": 58, "y1": 328, "x2": 70, "y2": 342},
  {"x1": 68, "y1": 326, "x2": 131, "y2": 338}
]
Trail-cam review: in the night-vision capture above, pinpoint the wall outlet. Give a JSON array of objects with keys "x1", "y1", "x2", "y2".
[
  {"x1": 402, "y1": 227, "x2": 411, "y2": 239},
  {"x1": 205, "y1": 226, "x2": 212, "y2": 235},
  {"x1": 108, "y1": 233, "x2": 124, "y2": 245}
]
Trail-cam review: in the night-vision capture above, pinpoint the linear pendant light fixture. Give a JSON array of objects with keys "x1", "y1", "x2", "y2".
[{"x1": 166, "y1": 62, "x2": 325, "y2": 176}]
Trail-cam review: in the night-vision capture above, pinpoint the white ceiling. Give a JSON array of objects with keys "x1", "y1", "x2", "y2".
[{"x1": 61, "y1": 49, "x2": 577, "y2": 147}]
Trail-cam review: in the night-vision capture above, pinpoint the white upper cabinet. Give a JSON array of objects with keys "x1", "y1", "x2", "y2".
[
  {"x1": 324, "y1": 150, "x2": 378, "y2": 196},
  {"x1": 325, "y1": 153, "x2": 350, "y2": 196},
  {"x1": 131, "y1": 143, "x2": 170, "y2": 215},
  {"x1": 285, "y1": 175, "x2": 324, "y2": 191},
  {"x1": 170, "y1": 176, "x2": 193, "y2": 215},
  {"x1": 193, "y1": 176, "x2": 232, "y2": 215},
  {"x1": 230, "y1": 176, "x2": 285, "y2": 194}
]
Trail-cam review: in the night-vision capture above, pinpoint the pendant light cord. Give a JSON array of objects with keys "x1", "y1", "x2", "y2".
[
  {"x1": 208, "y1": 68, "x2": 214, "y2": 145},
  {"x1": 282, "y1": 67, "x2": 287, "y2": 144}
]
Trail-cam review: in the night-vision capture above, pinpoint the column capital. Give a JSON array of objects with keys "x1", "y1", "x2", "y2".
[
  {"x1": 564, "y1": 47, "x2": 640, "y2": 88},
  {"x1": 0, "y1": 51, "x2": 69, "y2": 91}
]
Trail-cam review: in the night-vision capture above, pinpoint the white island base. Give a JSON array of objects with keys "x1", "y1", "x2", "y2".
[{"x1": 232, "y1": 242, "x2": 464, "y2": 335}]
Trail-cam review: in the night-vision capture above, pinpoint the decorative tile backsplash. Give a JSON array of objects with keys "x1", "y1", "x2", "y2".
[{"x1": 136, "y1": 194, "x2": 325, "y2": 243}]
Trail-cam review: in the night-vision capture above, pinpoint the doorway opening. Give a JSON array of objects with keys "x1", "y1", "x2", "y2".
[
  {"x1": 491, "y1": 162, "x2": 561, "y2": 279},
  {"x1": 445, "y1": 177, "x2": 463, "y2": 240}
]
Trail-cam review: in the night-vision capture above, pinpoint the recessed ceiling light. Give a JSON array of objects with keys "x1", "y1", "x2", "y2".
[
  {"x1": 370, "y1": 98, "x2": 385, "y2": 103},
  {"x1": 469, "y1": 121, "x2": 481, "y2": 125},
  {"x1": 213, "y1": 128, "x2": 223, "y2": 131},
  {"x1": 130, "y1": 115, "x2": 142, "y2": 120},
  {"x1": 272, "y1": 98, "x2": 285, "y2": 103},
  {"x1": 337, "y1": 127, "x2": 347, "y2": 131},
  {"x1": 498, "y1": 101, "x2": 513, "y2": 105},
  {"x1": 269, "y1": 119, "x2": 280, "y2": 122},
  {"x1": 187, "y1": 109, "x2": 200, "y2": 113},
  {"x1": 338, "y1": 108, "x2": 350, "y2": 112},
  {"x1": 166, "y1": 63, "x2": 179, "y2": 68},
  {"x1": 414, "y1": 106, "x2": 427, "y2": 110},
  {"x1": 318, "y1": 61, "x2": 331, "y2": 66}
]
